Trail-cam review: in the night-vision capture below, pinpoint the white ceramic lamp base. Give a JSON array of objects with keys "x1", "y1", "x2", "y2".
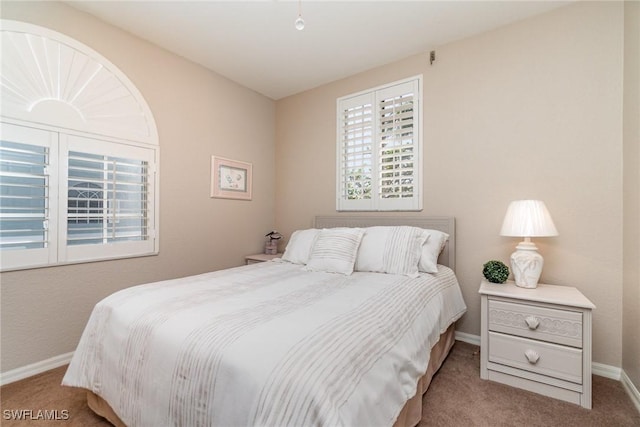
[{"x1": 510, "y1": 241, "x2": 544, "y2": 288}]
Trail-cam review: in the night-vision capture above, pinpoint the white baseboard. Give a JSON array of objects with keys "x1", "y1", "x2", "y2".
[
  {"x1": 621, "y1": 370, "x2": 640, "y2": 414},
  {"x1": 592, "y1": 361, "x2": 622, "y2": 380},
  {"x1": 0, "y1": 352, "x2": 73, "y2": 386},
  {"x1": 455, "y1": 331, "x2": 481, "y2": 346}
]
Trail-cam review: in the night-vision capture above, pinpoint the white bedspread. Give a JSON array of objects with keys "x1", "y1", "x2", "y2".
[{"x1": 63, "y1": 261, "x2": 467, "y2": 427}]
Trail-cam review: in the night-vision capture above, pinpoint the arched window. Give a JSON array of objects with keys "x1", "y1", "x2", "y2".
[
  {"x1": 68, "y1": 182, "x2": 104, "y2": 224},
  {"x1": 0, "y1": 20, "x2": 159, "y2": 270}
]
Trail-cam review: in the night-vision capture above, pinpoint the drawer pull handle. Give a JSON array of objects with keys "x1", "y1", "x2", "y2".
[
  {"x1": 525, "y1": 349, "x2": 540, "y2": 364},
  {"x1": 525, "y1": 316, "x2": 540, "y2": 330}
]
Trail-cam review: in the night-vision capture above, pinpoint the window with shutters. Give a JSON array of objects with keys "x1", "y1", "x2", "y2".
[
  {"x1": 65, "y1": 146, "x2": 150, "y2": 248},
  {"x1": 0, "y1": 123, "x2": 157, "y2": 270},
  {"x1": 336, "y1": 76, "x2": 422, "y2": 211},
  {"x1": 0, "y1": 21, "x2": 159, "y2": 271}
]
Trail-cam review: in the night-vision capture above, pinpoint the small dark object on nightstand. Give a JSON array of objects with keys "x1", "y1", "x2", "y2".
[{"x1": 482, "y1": 260, "x2": 509, "y2": 284}]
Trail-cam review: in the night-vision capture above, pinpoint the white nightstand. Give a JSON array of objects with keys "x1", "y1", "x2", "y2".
[
  {"x1": 245, "y1": 253, "x2": 282, "y2": 265},
  {"x1": 479, "y1": 280, "x2": 595, "y2": 408}
]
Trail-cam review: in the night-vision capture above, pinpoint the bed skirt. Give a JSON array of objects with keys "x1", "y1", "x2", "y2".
[
  {"x1": 86, "y1": 324, "x2": 456, "y2": 427},
  {"x1": 392, "y1": 323, "x2": 456, "y2": 427}
]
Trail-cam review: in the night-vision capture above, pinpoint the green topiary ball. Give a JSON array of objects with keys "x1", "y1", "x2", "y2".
[{"x1": 483, "y1": 260, "x2": 510, "y2": 284}]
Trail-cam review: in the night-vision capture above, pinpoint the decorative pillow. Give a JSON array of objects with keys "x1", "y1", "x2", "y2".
[
  {"x1": 281, "y1": 228, "x2": 320, "y2": 265},
  {"x1": 418, "y1": 229, "x2": 450, "y2": 274},
  {"x1": 355, "y1": 226, "x2": 429, "y2": 278},
  {"x1": 305, "y1": 227, "x2": 365, "y2": 275}
]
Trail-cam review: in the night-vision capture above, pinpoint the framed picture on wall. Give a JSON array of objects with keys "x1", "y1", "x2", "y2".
[{"x1": 210, "y1": 156, "x2": 252, "y2": 200}]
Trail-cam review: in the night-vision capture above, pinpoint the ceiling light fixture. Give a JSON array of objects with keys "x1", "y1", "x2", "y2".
[{"x1": 295, "y1": 0, "x2": 305, "y2": 30}]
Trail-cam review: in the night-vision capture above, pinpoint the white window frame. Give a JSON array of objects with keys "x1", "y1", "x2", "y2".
[
  {"x1": 60, "y1": 133, "x2": 157, "y2": 264},
  {"x1": 336, "y1": 75, "x2": 423, "y2": 211},
  {"x1": 0, "y1": 123, "x2": 59, "y2": 269},
  {"x1": 0, "y1": 121, "x2": 158, "y2": 271}
]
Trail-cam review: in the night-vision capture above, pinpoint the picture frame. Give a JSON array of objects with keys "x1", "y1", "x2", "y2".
[{"x1": 210, "y1": 156, "x2": 252, "y2": 200}]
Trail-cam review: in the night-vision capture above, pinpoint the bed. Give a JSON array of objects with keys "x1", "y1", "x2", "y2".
[{"x1": 62, "y1": 216, "x2": 467, "y2": 427}]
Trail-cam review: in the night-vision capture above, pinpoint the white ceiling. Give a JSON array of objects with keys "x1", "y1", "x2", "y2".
[{"x1": 66, "y1": 1, "x2": 573, "y2": 100}]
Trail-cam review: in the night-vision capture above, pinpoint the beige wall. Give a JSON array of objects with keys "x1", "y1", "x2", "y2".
[
  {"x1": 623, "y1": 1, "x2": 640, "y2": 389},
  {"x1": 1, "y1": 0, "x2": 636, "y2": 393},
  {"x1": 0, "y1": 2, "x2": 276, "y2": 371},
  {"x1": 276, "y1": 2, "x2": 625, "y2": 367}
]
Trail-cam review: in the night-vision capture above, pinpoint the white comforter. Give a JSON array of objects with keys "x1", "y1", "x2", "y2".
[{"x1": 63, "y1": 261, "x2": 467, "y2": 427}]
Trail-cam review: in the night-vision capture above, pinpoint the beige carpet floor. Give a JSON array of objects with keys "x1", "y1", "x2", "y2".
[
  {"x1": 420, "y1": 342, "x2": 640, "y2": 426},
  {"x1": 1, "y1": 341, "x2": 638, "y2": 426}
]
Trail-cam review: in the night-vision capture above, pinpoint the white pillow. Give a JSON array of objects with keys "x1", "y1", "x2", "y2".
[
  {"x1": 305, "y1": 227, "x2": 365, "y2": 275},
  {"x1": 281, "y1": 228, "x2": 320, "y2": 265},
  {"x1": 418, "y1": 229, "x2": 450, "y2": 274},
  {"x1": 355, "y1": 226, "x2": 429, "y2": 278}
]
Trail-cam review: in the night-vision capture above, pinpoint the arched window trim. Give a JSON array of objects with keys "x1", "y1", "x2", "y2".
[{"x1": 1, "y1": 19, "x2": 159, "y2": 147}]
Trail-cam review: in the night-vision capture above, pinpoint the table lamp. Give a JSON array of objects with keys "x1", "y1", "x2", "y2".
[{"x1": 500, "y1": 200, "x2": 558, "y2": 288}]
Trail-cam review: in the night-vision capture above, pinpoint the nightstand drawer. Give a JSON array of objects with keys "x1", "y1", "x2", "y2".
[
  {"x1": 488, "y1": 299, "x2": 583, "y2": 347},
  {"x1": 489, "y1": 332, "x2": 583, "y2": 384}
]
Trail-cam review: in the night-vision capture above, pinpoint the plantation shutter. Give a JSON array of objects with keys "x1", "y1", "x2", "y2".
[
  {"x1": 377, "y1": 80, "x2": 419, "y2": 210},
  {"x1": 60, "y1": 134, "x2": 156, "y2": 263},
  {"x1": 0, "y1": 123, "x2": 58, "y2": 269},
  {"x1": 337, "y1": 92, "x2": 375, "y2": 211},
  {"x1": 337, "y1": 77, "x2": 421, "y2": 211}
]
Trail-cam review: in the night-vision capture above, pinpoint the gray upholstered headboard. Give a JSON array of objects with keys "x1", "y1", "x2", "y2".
[{"x1": 314, "y1": 216, "x2": 456, "y2": 272}]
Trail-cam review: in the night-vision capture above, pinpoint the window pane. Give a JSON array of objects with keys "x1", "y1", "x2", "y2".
[
  {"x1": 0, "y1": 140, "x2": 48, "y2": 250},
  {"x1": 340, "y1": 102, "x2": 373, "y2": 201},
  {"x1": 378, "y1": 92, "x2": 414, "y2": 200},
  {"x1": 67, "y1": 151, "x2": 149, "y2": 246}
]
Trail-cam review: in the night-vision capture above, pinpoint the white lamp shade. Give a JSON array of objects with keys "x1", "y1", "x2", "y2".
[{"x1": 500, "y1": 200, "x2": 558, "y2": 238}]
